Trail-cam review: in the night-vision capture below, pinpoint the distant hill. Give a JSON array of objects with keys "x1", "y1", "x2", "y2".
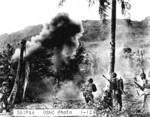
[
  {"x1": 0, "y1": 18, "x2": 150, "y2": 51},
  {"x1": 0, "y1": 24, "x2": 42, "y2": 51}
]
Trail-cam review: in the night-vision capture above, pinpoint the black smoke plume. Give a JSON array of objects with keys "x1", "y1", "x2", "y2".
[
  {"x1": 12, "y1": 13, "x2": 83, "y2": 61},
  {"x1": 11, "y1": 13, "x2": 85, "y2": 101}
]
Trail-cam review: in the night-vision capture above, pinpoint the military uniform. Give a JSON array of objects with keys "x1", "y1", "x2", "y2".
[
  {"x1": 140, "y1": 72, "x2": 150, "y2": 112},
  {"x1": 110, "y1": 73, "x2": 124, "y2": 111},
  {"x1": 110, "y1": 73, "x2": 118, "y2": 98},
  {"x1": 116, "y1": 78, "x2": 124, "y2": 111},
  {"x1": 0, "y1": 81, "x2": 10, "y2": 112},
  {"x1": 83, "y1": 78, "x2": 97, "y2": 104},
  {"x1": 101, "y1": 90, "x2": 113, "y2": 110}
]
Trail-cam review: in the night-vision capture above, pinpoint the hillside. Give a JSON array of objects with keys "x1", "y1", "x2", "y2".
[
  {"x1": 0, "y1": 18, "x2": 150, "y2": 52},
  {"x1": 0, "y1": 24, "x2": 42, "y2": 52}
]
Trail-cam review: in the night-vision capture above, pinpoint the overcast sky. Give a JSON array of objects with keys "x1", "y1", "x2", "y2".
[{"x1": 0, "y1": 0, "x2": 150, "y2": 34}]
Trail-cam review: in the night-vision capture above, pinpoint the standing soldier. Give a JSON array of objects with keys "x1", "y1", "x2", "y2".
[
  {"x1": 109, "y1": 72, "x2": 124, "y2": 111},
  {"x1": 82, "y1": 78, "x2": 97, "y2": 104},
  {"x1": 110, "y1": 72, "x2": 118, "y2": 97},
  {"x1": 135, "y1": 72, "x2": 150, "y2": 112},
  {"x1": 116, "y1": 77, "x2": 124, "y2": 111}
]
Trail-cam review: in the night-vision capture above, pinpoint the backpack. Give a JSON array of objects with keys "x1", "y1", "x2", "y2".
[
  {"x1": 92, "y1": 84, "x2": 97, "y2": 92},
  {"x1": 111, "y1": 78, "x2": 118, "y2": 90}
]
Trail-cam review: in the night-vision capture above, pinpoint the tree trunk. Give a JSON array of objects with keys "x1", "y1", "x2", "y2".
[
  {"x1": 110, "y1": 0, "x2": 116, "y2": 75},
  {"x1": 22, "y1": 61, "x2": 30, "y2": 101},
  {"x1": 8, "y1": 40, "x2": 26, "y2": 105}
]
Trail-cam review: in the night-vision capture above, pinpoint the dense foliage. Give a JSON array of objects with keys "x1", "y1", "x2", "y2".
[{"x1": 0, "y1": 44, "x2": 15, "y2": 80}]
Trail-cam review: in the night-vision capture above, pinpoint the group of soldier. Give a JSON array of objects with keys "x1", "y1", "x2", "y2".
[
  {"x1": 0, "y1": 71, "x2": 149, "y2": 112},
  {"x1": 82, "y1": 72, "x2": 124, "y2": 111},
  {"x1": 82, "y1": 71, "x2": 150, "y2": 112}
]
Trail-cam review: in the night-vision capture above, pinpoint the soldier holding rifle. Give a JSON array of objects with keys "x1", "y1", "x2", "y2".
[
  {"x1": 102, "y1": 72, "x2": 124, "y2": 111},
  {"x1": 134, "y1": 72, "x2": 150, "y2": 112}
]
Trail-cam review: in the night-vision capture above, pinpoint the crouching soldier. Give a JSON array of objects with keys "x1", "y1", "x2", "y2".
[
  {"x1": 82, "y1": 78, "x2": 97, "y2": 104},
  {"x1": 101, "y1": 88, "x2": 113, "y2": 110},
  {"x1": 0, "y1": 81, "x2": 10, "y2": 112}
]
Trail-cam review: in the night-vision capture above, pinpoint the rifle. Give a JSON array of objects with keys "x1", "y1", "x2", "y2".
[
  {"x1": 134, "y1": 81, "x2": 144, "y2": 91},
  {"x1": 102, "y1": 75, "x2": 111, "y2": 82}
]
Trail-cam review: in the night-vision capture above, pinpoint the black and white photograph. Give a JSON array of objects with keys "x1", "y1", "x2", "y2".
[{"x1": 0, "y1": 0, "x2": 150, "y2": 116}]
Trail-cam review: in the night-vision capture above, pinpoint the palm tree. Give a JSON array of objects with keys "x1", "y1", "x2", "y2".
[
  {"x1": 109, "y1": 0, "x2": 130, "y2": 74},
  {"x1": 59, "y1": 0, "x2": 130, "y2": 76},
  {"x1": 110, "y1": 0, "x2": 117, "y2": 74}
]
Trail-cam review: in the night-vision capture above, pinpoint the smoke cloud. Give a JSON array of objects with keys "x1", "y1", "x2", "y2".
[
  {"x1": 11, "y1": 13, "x2": 85, "y2": 101},
  {"x1": 12, "y1": 13, "x2": 83, "y2": 64},
  {"x1": 56, "y1": 81, "x2": 82, "y2": 101}
]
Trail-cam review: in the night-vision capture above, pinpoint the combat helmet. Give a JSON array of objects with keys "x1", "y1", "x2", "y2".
[
  {"x1": 88, "y1": 78, "x2": 93, "y2": 83},
  {"x1": 140, "y1": 72, "x2": 146, "y2": 80},
  {"x1": 111, "y1": 72, "x2": 117, "y2": 78}
]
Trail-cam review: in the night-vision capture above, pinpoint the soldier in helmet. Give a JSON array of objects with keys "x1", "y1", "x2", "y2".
[
  {"x1": 82, "y1": 78, "x2": 97, "y2": 104},
  {"x1": 0, "y1": 81, "x2": 10, "y2": 112},
  {"x1": 134, "y1": 71, "x2": 150, "y2": 112},
  {"x1": 140, "y1": 72, "x2": 146, "y2": 80},
  {"x1": 110, "y1": 72, "x2": 118, "y2": 95},
  {"x1": 110, "y1": 72, "x2": 124, "y2": 111},
  {"x1": 101, "y1": 86, "x2": 113, "y2": 110}
]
